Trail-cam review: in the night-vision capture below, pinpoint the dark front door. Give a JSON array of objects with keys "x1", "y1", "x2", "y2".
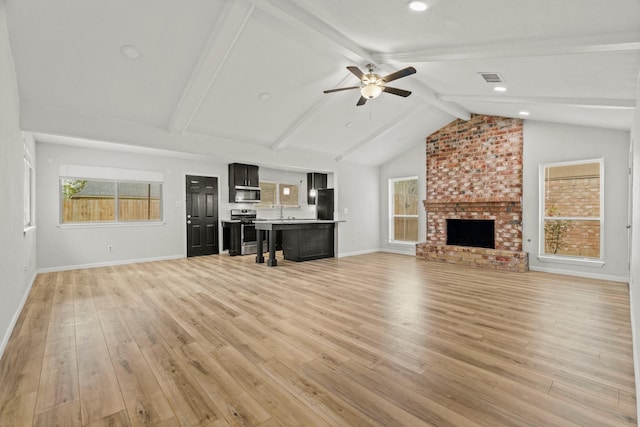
[{"x1": 186, "y1": 175, "x2": 219, "y2": 257}]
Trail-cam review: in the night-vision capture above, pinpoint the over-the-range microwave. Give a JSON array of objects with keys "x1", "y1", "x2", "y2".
[{"x1": 234, "y1": 185, "x2": 261, "y2": 203}]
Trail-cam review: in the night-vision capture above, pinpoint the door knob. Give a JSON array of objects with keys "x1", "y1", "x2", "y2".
[
  {"x1": 187, "y1": 220, "x2": 191, "y2": 224},
  {"x1": 187, "y1": 215, "x2": 191, "y2": 219}
]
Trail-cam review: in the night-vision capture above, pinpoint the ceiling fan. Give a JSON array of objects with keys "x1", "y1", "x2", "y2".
[{"x1": 323, "y1": 64, "x2": 416, "y2": 106}]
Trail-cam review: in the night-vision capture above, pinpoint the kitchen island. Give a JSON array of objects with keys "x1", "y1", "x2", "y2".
[{"x1": 254, "y1": 219, "x2": 343, "y2": 266}]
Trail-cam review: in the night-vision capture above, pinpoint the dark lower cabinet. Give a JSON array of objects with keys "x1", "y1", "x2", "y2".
[
  {"x1": 222, "y1": 221, "x2": 241, "y2": 256},
  {"x1": 282, "y1": 223, "x2": 334, "y2": 262}
]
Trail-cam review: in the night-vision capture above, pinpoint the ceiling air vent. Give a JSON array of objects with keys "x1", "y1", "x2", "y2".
[{"x1": 479, "y1": 72, "x2": 503, "y2": 83}]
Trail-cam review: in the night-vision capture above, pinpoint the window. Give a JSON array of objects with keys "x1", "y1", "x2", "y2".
[
  {"x1": 258, "y1": 182, "x2": 277, "y2": 207},
  {"x1": 61, "y1": 179, "x2": 162, "y2": 223},
  {"x1": 540, "y1": 159, "x2": 603, "y2": 261},
  {"x1": 279, "y1": 183, "x2": 299, "y2": 207},
  {"x1": 258, "y1": 181, "x2": 299, "y2": 208},
  {"x1": 389, "y1": 177, "x2": 419, "y2": 243},
  {"x1": 59, "y1": 164, "x2": 163, "y2": 224},
  {"x1": 23, "y1": 144, "x2": 34, "y2": 228},
  {"x1": 118, "y1": 182, "x2": 162, "y2": 221}
]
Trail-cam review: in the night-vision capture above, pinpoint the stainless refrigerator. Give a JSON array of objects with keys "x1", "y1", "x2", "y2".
[{"x1": 316, "y1": 189, "x2": 334, "y2": 220}]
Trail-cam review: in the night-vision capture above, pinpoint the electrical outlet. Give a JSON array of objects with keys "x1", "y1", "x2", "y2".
[{"x1": 108, "y1": 245, "x2": 113, "y2": 252}]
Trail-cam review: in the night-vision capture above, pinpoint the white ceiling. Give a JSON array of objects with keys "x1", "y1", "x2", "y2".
[{"x1": 5, "y1": 0, "x2": 640, "y2": 166}]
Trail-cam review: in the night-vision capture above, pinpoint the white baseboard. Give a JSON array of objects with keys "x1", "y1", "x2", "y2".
[
  {"x1": 0, "y1": 271, "x2": 37, "y2": 360},
  {"x1": 337, "y1": 249, "x2": 381, "y2": 258},
  {"x1": 37, "y1": 254, "x2": 185, "y2": 273},
  {"x1": 529, "y1": 265, "x2": 629, "y2": 283}
]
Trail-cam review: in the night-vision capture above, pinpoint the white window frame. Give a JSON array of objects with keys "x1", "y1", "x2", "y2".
[
  {"x1": 389, "y1": 176, "x2": 419, "y2": 245},
  {"x1": 59, "y1": 164, "x2": 164, "y2": 227},
  {"x1": 23, "y1": 142, "x2": 35, "y2": 232},
  {"x1": 538, "y1": 158, "x2": 604, "y2": 267},
  {"x1": 258, "y1": 180, "x2": 300, "y2": 208}
]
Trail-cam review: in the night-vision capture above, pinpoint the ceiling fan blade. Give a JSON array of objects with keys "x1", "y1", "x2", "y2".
[
  {"x1": 323, "y1": 86, "x2": 360, "y2": 94},
  {"x1": 347, "y1": 66, "x2": 365, "y2": 81},
  {"x1": 356, "y1": 96, "x2": 367, "y2": 106},
  {"x1": 383, "y1": 86, "x2": 412, "y2": 97},
  {"x1": 382, "y1": 66, "x2": 416, "y2": 83}
]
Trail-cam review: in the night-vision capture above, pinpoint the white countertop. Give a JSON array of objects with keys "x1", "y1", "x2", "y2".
[{"x1": 253, "y1": 219, "x2": 344, "y2": 224}]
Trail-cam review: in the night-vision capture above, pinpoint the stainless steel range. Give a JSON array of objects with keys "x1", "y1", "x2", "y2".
[{"x1": 230, "y1": 209, "x2": 265, "y2": 255}]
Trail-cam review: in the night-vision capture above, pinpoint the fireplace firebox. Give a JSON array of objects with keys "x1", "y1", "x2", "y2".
[{"x1": 446, "y1": 219, "x2": 495, "y2": 249}]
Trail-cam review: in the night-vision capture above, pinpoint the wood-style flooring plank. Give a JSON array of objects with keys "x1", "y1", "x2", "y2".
[
  {"x1": 141, "y1": 341, "x2": 223, "y2": 426},
  {"x1": 109, "y1": 342, "x2": 176, "y2": 426},
  {"x1": 0, "y1": 331, "x2": 46, "y2": 403},
  {"x1": 0, "y1": 391, "x2": 37, "y2": 427},
  {"x1": 173, "y1": 342, "x2": 271, "y2": 426},
  {"x1": 33, "y1": 400, "x2": 82, "y2": 427},
  {"x1": 34, "y1": 347, "x2": 79, "y2": 415}
]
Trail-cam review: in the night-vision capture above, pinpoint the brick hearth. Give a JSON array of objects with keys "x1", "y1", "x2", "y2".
[{"x1": 416, "y1": 114, "x2": 529, "y2": 272}]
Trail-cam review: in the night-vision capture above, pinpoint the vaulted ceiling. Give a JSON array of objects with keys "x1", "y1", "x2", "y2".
[{"x1": 5, "y1": 0, "x2": 640, "y2": 165}]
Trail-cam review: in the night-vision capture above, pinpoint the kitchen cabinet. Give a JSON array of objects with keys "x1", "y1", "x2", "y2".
[
  {"x1": 230, "y1": 163, "x2": 259, "y2": 187},
  {"x1": 307, "y1": 172, "x2": 328, "y2": 204},
  {"x1": 282, "y1": 224, "x2": 334, "y2": 262},
  {"x1": 254, "y1": 220, "x2": 339, "y2": 266},
  {"x1": 229, "y1": 163, "x2": 260, "y2": 203}
]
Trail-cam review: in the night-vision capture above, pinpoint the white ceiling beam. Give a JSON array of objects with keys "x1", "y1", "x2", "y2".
[
  {"x1": 166, "y1": 1, "x2": 254, "y2": 133},
  {"x1": 254, "y1": 0, "x2": 470, "y2": 121},
  {"x1": 335, "y1": 104, "x2": 421, "y2": 162},
  {"x1": 270, "y1": 73, "x2": 353, "y2": 151},
  {"x1": 375, "y1": 31, "x2": 640, "y2": 63},
  {"x1": 437, "y1": 94, "x2": 636, "y2": 110}
]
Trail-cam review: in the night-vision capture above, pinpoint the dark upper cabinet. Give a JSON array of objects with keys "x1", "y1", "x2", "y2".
[
  {"x1": 229, "y1": 163, "x2": 259, "y2": 187},
  {"x1": 307, "y1": 172, "x2": 328, "y2": 204},
  {"x1": 229, "y1": 163, "x2": 260, "y2": 202}
]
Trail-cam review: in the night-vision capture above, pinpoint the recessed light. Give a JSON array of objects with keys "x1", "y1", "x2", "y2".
[
  {"x1": 494, "y1": 86, "x2": 507, "y2": 92},
  {"x1": 258, "y1": 92, "x2": 271, "y2": 102},
  {"x1": 519, "y1": 111, "x2": 530, "y2": 116},
  {"x1": 120, "y1": 45, "x2": 142, "y2": 60},
  {"x1": 408, "y1": 1, "x2": 428, "y2": 12}
]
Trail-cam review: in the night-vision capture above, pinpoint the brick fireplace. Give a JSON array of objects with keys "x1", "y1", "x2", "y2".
[{"x1": 416, "y1": 114, "x2": 529, "y2": 272}]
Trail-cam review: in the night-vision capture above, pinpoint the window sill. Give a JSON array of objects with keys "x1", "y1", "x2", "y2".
[
  {"x1": 537, "y1": 255, "x2": 605, "y2": 268},
  {"x1": 58, "y1": 221, "x2": 165, "y2": 229},
  {"x1": 389, "y1": 240, "x2": 418, "y2": 246},
  {"x1": 23, "y1": 225, "x2": 36, "y2": 236}
]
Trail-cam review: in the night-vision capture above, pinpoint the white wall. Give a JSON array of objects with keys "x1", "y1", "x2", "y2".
[
  {"x1": 522, "y1": 120, "x2": 631, "y2": 281},
  {"x1": 335, "y1": 161, "x2": 380, "y2": 256},
  {"x1": 36, "y1": 141, "x2": 380, "y2": 270},
  {"x1": 629, "y1": 73, "x2": 640, "y2": 425},
  {"x1": 379, "y1": 141, "x2": 426, "y2": 255},
  {"x1": 0, "y1": 2, "x2": 37, "y2": 357},
  {"x1": 37, "y1": 142, "x2": 229, "y2": 270}
]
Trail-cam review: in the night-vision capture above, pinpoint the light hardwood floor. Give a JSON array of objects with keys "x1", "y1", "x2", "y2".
[{"x1": 0, "y1": 252, "x2": 636, "y2": 426}]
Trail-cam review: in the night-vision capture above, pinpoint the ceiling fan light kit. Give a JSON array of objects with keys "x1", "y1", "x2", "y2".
[
  {"x1": 361, "y1": 83, "x2": 383, "y2": 99},
  {"x1": 323, "y1": 63, "x2": 416, "y2": 106},
  {"x1": 408, "y1": 1, "x2": 428, "y2": 12}
]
